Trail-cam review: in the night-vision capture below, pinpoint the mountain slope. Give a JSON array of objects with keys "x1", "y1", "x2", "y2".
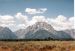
[
  {"x1": 57, "y1": 31, "x2": 72, "y2": 39},
  {"x1": 15, "y1": 22, "x2": 57, "y2": 38},
  {"x1": 15, "y1": 22, "x2": 73, "y2": 40},
  {"x1": 25, "y1": 29, "x2": 56, "y2": 39},
  {"x1": 63, "y1": 29, "x2": 75, "y2": 39},
  {"x1": 0, "y1": 27, "x2": 17, "y2": 39}
]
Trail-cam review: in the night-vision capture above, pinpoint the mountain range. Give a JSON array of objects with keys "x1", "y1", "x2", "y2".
[
  {"x1": 0, "y1": 27, "x2": 17, "y2": 39},
  {"x1": 15, "y1": 22, "x2": 74, "y2": 40},
  {"x1": 0, "y1": 22, "x2": 74, "y2": 40}
]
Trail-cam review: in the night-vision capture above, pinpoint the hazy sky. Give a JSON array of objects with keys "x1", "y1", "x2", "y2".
[
  {"x1": 0, "y1": 0, "x2": 74, "y2": 31},
  {"x1": 0, "y1": 0, "x2": 74, "y2": 18}
]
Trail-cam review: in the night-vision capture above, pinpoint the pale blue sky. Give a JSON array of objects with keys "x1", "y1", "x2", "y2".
[{"x1": 0, "y1": 0, "x2": 74, "y2": 18}]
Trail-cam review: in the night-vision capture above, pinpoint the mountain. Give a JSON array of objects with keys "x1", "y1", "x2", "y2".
[
  {"x1": 56, "y1": 31, "x2": 72, "y2": 39},
  {"x1": 15, "y1": 29, "x2": 26, "y2": 38},
  {"x1": 15, "y1": 22, "x2": 73, "y2": 40},
  {"x1": 15, "y1": 22, "x2": 57, "y2": 39},
  {"x1": 25, "y1": 29, "x2": 55, "y2": 39},
  {"x1": 16, "y1": 22, "x2": 56, "y2": 36},
  {"x1": 0, "y1": 27, "x2": 17, "y2": 39},
  {"x1": 63, "y1": 29, "x2": 75, "y2": 39}
]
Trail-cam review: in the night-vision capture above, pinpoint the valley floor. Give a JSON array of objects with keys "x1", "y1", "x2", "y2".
[{"x1": 0, "y1": 41, "x2": 75, "y2": 51}]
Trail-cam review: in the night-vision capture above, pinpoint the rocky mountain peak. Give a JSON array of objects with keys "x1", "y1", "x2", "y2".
[
  {"x1": 26, "y1": 22, "x2": 56, "y2": 33},
  {"x1": 15, "y1": 22, "x2": 57, "y2": 39}
]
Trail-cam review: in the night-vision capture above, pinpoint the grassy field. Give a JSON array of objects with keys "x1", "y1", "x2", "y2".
[{"x1": 0, "y1": 41, "x2": 75, "y2": 51}]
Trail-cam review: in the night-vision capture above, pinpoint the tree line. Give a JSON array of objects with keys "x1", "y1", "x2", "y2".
[{"x1": 0, "y1": 37, "x2": 74, "y2": 41}]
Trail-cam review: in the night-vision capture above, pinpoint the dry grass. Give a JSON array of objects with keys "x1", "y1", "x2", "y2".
[{"x1": 0, "y1": 41, "x2": 75, "y2": 51}]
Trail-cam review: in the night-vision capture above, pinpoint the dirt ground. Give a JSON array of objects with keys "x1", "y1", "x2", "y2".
[{"x1": 0, "y1": 41, "x2": 75, "y2": 51}]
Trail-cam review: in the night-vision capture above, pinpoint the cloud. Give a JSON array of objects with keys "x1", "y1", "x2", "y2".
[
  {"x1": 69, "y1": 17, "x2": 75, "y2": 29},
  {"x1": 28, "y1": 16, "x2": 48, "y2": 25},
  {"x1": 32, "y1": 16, "x2": 48, "y2": 22},
  {"x1": 17, "y1": 24, "x2": 26, "y2": 29},
  {"x1": 14, "y1": 12, "x2": 29, "y2": 30},
  {"x1": 48, "y1": 15, "x2": 75, "y2": 31},
  {"x1": 25, "y1": 8, "x2": 47, "y2": 14},
  {"x1": 0, "y1": 11, "x2": 74, "y2": 31},
  {"x1": 28, "y1": 15, "x2": 75, "y2": 31},
  {"x1": 15, "y1": 12, "x2": 28, "y2": 25},
  {"x1": 0, "y1": 15, "x2": 15, "y2": 27}
]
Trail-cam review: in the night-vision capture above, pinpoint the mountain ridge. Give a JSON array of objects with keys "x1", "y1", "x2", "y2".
[
  {"x1": 0, "y1": 27, "x2": 17, "y2": 39},
  {"x1": 15, "y1": 22, "x2": 73, "y2": 39},
  {"x1": 0, "y1": 22, "x2": 74, "y2": 40}
]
